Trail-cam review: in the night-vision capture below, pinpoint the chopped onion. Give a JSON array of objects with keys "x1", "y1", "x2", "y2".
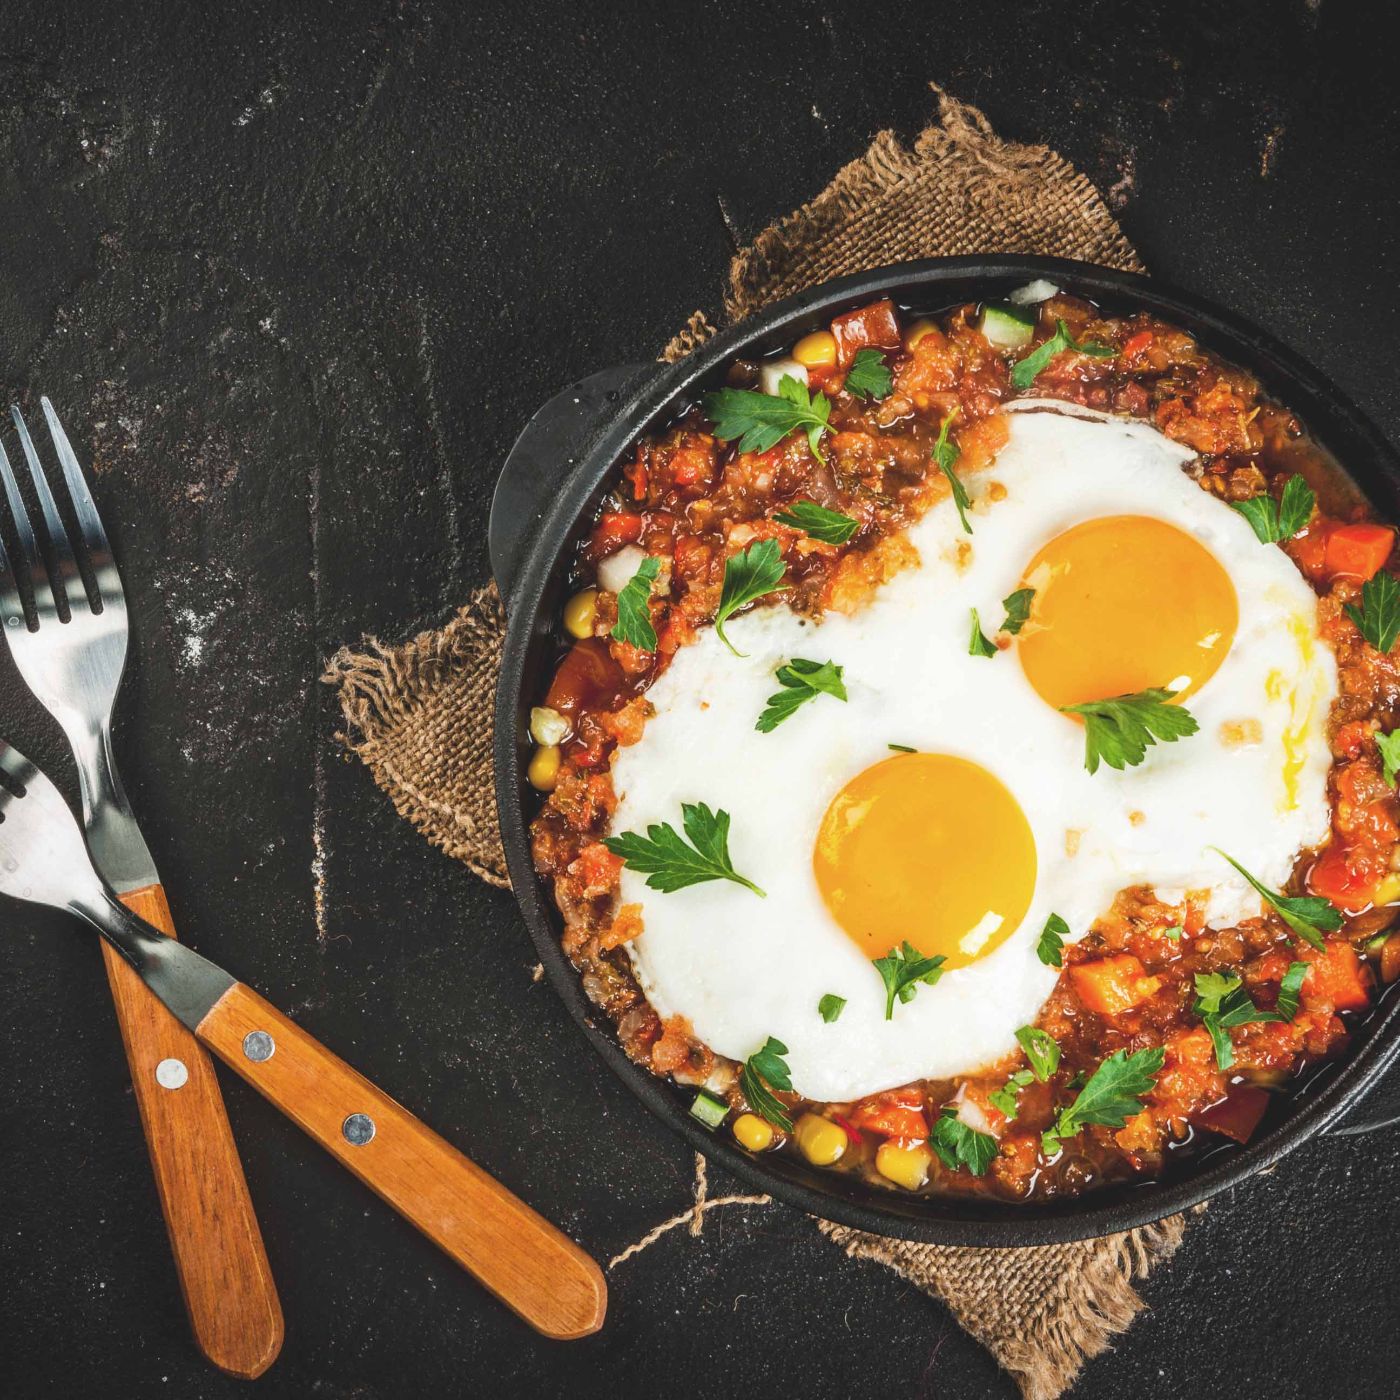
[
  {"x1": 760, "y1": 356, "x2": 808, "y2": 396},
  {"x1": 529, "y1": 706, "x2": 569, "y2": 746},
  {"x1": 1008, "y1": 279, "x2": 1061, "y2": 306}
]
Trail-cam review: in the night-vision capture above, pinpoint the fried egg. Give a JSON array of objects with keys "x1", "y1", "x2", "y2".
[{"x1": 608, "y1": 407, "x2": 1337, "y2": 1102}]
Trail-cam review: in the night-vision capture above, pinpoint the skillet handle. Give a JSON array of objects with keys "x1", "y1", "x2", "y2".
[
  {"x1": 195, "y1": 983, "x2": 607, "y2": 1339},
  {"x1": 489, "y1": 363, "x2": 653, "y2": 609}
]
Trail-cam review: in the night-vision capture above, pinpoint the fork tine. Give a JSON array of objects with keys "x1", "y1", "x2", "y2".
[
  {"x1": 0, "y1": 437, "x2": 58, "y2": 620},
  {"x1": 0, "y1": 736, "x2": 35, "y2": 792},
  {"x1": 11, "y1": 405, "x2": 86, "y2": 614},
  {"x1": 40, "y1": 397, "x2": 122, "y2": 607}
]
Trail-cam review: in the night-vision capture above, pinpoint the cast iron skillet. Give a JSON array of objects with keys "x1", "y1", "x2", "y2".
[{"x1": 492, "y1": 256, "x2": 1400, "y2": 1245}]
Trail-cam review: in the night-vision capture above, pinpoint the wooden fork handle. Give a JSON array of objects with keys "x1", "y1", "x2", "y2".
[
  {"x1": 103, "y1": 885, "x2": 283, "y2": 1378},
  {"x1": 195, "y1": 983, "x2": 607, "y2": 1341}
]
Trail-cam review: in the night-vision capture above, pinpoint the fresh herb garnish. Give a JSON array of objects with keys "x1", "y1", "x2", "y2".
[
  {"x1": 887, "y1": 742, "x2": 916, "y2": 753},
  {"x1": 756, "y1": 657, "x2": 847, "y2": 732},
  {"x1": 1041, "y1": 1046, "x2": 1166, "y2": 1158},
  {"x1": 604, "y1": 802, "x2": 765, "y2": 897},
  {"x1": 989, "y1": 1070, "x2": 1035, "y2": 1121},
  {"x1": 705, "y1": 376, "x2": 834, "y2": 462},
  {"x1": 1000, "y1": 587, "x2": 1036, "y2": 636},
  {"x1": 714, "y1": 538, "x2": 790, "y2": 656},
  {"x1": 1376, "y1": 728, "x2": 1400, "y2": 788},
  {"x1": 740, "y1": 1037, "x2": 794, "y2": 1132},
  {"x1": 873, "y1": 941, "x2": 947, "y2": 1020},
  {"x1": 773, "y1": 499, "x2": 859, "y2": 545},
  {"x1": 1164, "y1": 924, "x2": 1185, "y2": 942},
  {"x1": 1015, "y1": 1025, "x2": 1062, "y2": 1081},
  {"x1": 1276, "y1": 960, "x2": 1310, "y2": 1021},
  {"x1": 817, "y1": 994, "x2": 846, "y2": 1024},
  {"x1": 932, "y1": 409, "x2": 972, "y2": 534},
  {"x1": 1345, "y1": 571, "x2": 1400, "y2": 653},
  {"x1": 1010, "y1": 318, "x2": 1115, "y2": 390},
  {"x1": 969, "y1": 609, "x2": 998, "y2": 658},
  {"x1": 1061, "y1": 688, "x2": 1199, "y2": 775},
  {"x1": 1211, "y1": 848, "x2": 1341, "y2": 951},
  {"x1": 844, "y1": 348, "x2": 893, "y2": 401},
  {"x1": 610, "y1": 555, "x2": 661, "y2": 651},
  {"x1": 1193, "y1": 971, "x2": 1283, "y2": 1071},
  {"x1": 1037, "y1": 913, "x2": 1068, "y2": 968},
  {"x1": 1230, "y1": 475, "x2": 1316, "y2": 544},
  {"x1": 929, "y1": 1106, "x2": 998, "y2": 1176}
]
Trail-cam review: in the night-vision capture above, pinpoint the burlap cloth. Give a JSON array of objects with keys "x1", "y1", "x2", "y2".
[{"x1": 324, "y1": 88, "x2": 1186, "y2": 1400}]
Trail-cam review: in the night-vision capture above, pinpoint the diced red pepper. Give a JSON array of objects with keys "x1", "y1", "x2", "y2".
[
  {"x1": 1308, "y1": 840, "x2": 1383, "y2": 911},
  {"x1": 851, "y1": 1087, "x2": 928, "y2": 1142},
  {"x1": 591, "y1": 510, "x2": 645, "y2": 556},
  {"x1": 1323, "y1": 524, "x2": 1395, "y2": 582},
  {"x1": 1303, "y1": 941, "x2": 1372, "y2": 1013},
  {"x1": 622, "y1": 456, "x2": 648, "y2": 503},
  {"x1": 1194, "y1": 1083, "x2": 1271, "y2": 1144},
  {"x1": 1121, "y1": 330, "x2": 1154, "y2": 361},
  {"x1": 1069, "y1": 954, "x2": 1163, "y2": 1018},
  {"x1": 830, "y1": 299, "x2": 902, "y2": 368}
]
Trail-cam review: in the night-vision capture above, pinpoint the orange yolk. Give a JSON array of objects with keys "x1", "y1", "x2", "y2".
[
  {"x1": 1017, "y1": 515, "x2": 1238, "y2": 709},
  {"x1": 814, "y1": 753, "x2": 1037, "y2": 970}
]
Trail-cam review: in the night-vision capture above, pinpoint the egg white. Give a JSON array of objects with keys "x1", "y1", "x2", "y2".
[{"x1": 609, "y1": 408, "x2": 1337, "y2": 1102}]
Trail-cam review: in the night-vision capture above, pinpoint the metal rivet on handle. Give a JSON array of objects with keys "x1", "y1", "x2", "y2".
[
  {"x1": 342, "y1": 1113, "x2": 376, "y2": 1146},
  {"x1": 243, "y1": 1030, "x2": 275, "y2": 1062},
  {"x1": 155, "y1": 1058, "x2": 188, "y2": 1090}
]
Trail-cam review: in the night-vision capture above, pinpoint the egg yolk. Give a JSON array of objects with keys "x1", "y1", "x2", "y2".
[
  {"x1": 814, "y1": 753, "x2": 1037, "y2": 970},
  {"x1": 1017, "y1": 515, "x2": 1238, "y2": 709}
]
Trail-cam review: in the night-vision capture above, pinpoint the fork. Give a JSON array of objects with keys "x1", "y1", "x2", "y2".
[
  {"x1": 0, "y1": 399, "x2": 283, "y2": 1377},
  {"x1": 0, "y1": 738, "x2": 608, "y2": 1340}
]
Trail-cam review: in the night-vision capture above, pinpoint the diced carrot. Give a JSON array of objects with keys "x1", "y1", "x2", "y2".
[
  {"x1": 1121, "y1": 330, "x2": 1154, "y2": 361},
  {"x1": 1303, "y1": 941, "x2": 1372, "y2": 1013},
  {"x1": 1308, "y1": 840, "x2": 1382, "y2": 911},
  {"x1": 1324, "y1": 524, "x2": 1394, "y2": 582},
  {"x1": 1194, "y1": 1084, "x2": 1271, "y2": 1144},
  {"x1": 830, "y1": 299, "x2": 902, "y2": 368},
  {"x1": 1069, "y1": 954, "x2": 1163, "y2": 1018}
]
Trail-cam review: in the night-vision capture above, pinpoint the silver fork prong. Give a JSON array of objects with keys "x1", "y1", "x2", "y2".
[
  {"x1": 41, "y1": 397, "x2": 122, "y2": 608},
  {"x1": 0, "y1": 437, "x2": 58, "y2": 621},
  {"x1": 0, "y1": 737, "x2": 35, "y2": 791},
  {"x1": 10, "y1": 404, "x2": 86, "y2": 615}
]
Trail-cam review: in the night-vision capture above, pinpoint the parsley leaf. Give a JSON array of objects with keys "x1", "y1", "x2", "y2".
[
  {"x1": 969, "y1": 609, "x2": 998, "y2": 658},
  {"x1": 844, "y1": 348, "x2": 893, "y2": 401},
  {"x1": 929, "y1": 1106, "x2": 998, "y2": 1176},
  {"x1": 1000, "y1": 587, "x2": 1036, "y2": 635},
  {"x1": 1276, "y1": 960, "x2": 1309, "y2": 1021},
  {"x1": 989, "y1": 1070, "x2": 1035, "y2": 1121},
  {"x1": 604, "y1": 802, "x2": 765, "y2": 897},
  {"x1": 1377, "y1": 728, "x2": 1400, "y2": 788},
  {"x1": 933, "y1": 409, "x2": 972, "y2": 534},
  {"x1": 1061, "y1": 687, "x2": 1199, "y2": 774},
  {"x1": 1193, "y1": 971, "x2": 1283, "y2": 1070},
  {"x1": 1211, "y1": 848, "x2": 1341, "y2": 950},
  {"x1": 1230, "y1": 475, "x2": 1316, "y2": 544},
  {"x1": 1037, "y1": 913, "x2": 1068, "y2": 968},
  {"x1": 873, "y1": 941, "x2": 947, "y2": 1020},
  {"x1": 740, "y1": 1037, "x2": 794, "y2": 1131},
  {"x1": 1042, "y1": 1046, "x2": 1166, "y2": 1157},
  {"x1": 714, "y1": 539, "x2": 790, "y2": 656},
  {"x1": 773, "y1": 499, "x2": 859, "y2": 545},
  {"x1": 818, "y1": 994, "x2": 846, "y2": 1023},
  {"x1": 706, "y1": 376, "x2": 834, "y2": 462},
  {"x1": 1010, "y1": 318, "x2": 1116, "y2": 390},
  {"x1": 1015, "y1": 1025, "x2": 1062, "y2": 1081},
  {"x1": 610, "y1": 555, "x2": 660, "y2": 650},
  {"x1": 756, "y1": 657, "x2": 847, "y2": 732},
  {"x1": 1346, "y1": 571, "x2": 1400, "y2": 653}
]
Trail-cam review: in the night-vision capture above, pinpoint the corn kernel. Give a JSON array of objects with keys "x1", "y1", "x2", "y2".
[
  {"x1": 529, "y1": 705, "x2": 568, "y2": 746},
  {"x1": 563, "y1": 588, "x2": 598, "y2": 639},
  {"x1": 794, "y1": 1113, "x2": 848, "y2": 1166},
  {"x1": 875, "y1": 1140, "x2": 932, "y2": 1191},
  {"x1": 1374, "y1": 874, "x2": 1400, "y2": 906},
  {"x1": 904, "y1": 318, "x2": 938, "y2": 351},
  {"x1": 792, "y1": 330, "x2": 838, "y2": 369},
  {"x1": 527, "y1": 744, "x2": 561, "y2": 792},
  {"x1": 733, "y1": 1113, "x2": 776, "y2": 1152}
]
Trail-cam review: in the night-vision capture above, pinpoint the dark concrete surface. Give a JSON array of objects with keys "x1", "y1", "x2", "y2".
[{"x1": 1, "y1": 2, "x2": 1397, "y2": 1397}]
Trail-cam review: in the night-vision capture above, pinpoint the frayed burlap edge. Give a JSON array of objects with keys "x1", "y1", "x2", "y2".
[
  {"x1": 327, "y1": 87, "x2": 1189, "y2": 1400},
  {"x1": 324, "y1": 583, "x2": 510, "y2": 889},
  {"x1": 820, "y1": 1215, "x2": 1188, "y2": 1400}
]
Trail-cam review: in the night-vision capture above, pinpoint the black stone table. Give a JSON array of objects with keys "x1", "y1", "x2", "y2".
[{"x1": 2, "y1": 4, "x2": 1397, "y2": 1396}]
